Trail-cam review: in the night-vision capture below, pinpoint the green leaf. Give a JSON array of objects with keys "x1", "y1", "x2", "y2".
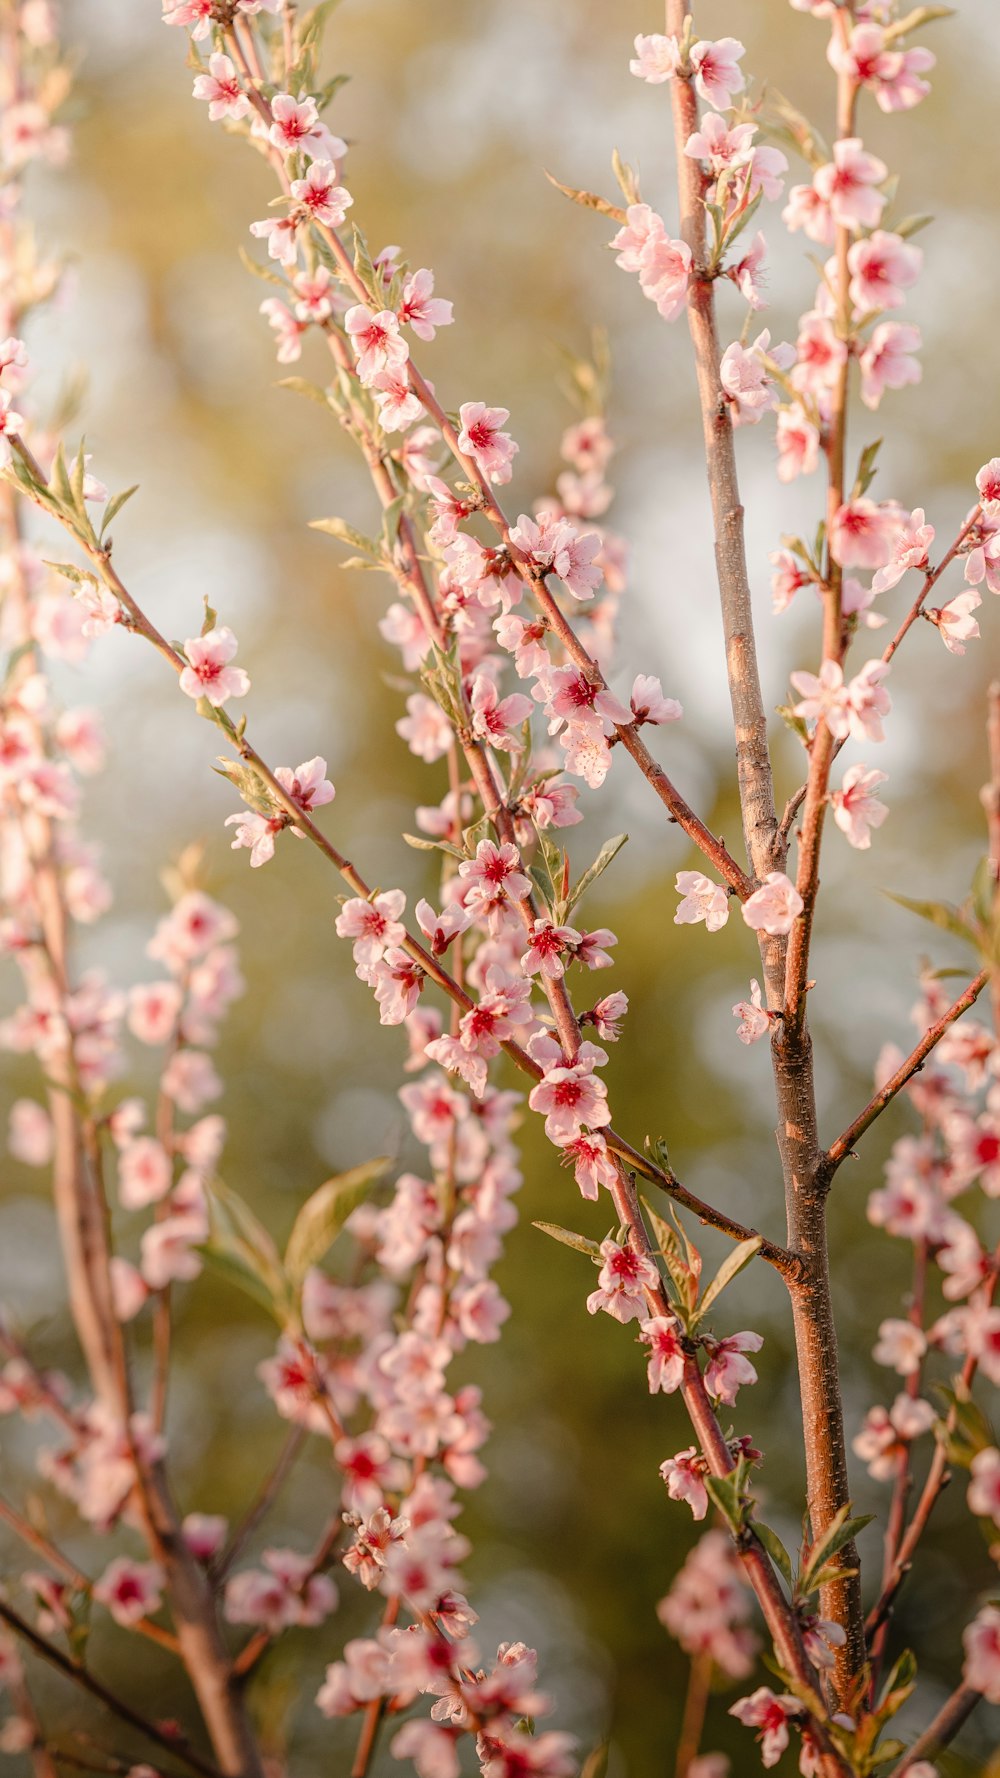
[
  {"x1": 200, "y1": 1179, "x2": 292, "y2": 1325},
  {"x1": 99, "y1": 484, "x2": 139, "y2": 542},
  {"x1": 309, "y1": 516, "x2": 381, "y2": 557},
  {"x1": 566, "y1": 833, "x2": 628, "y2": 914},
  {"x1": 403, "y1": 832, "x2": 464, "y2": 859},
  {"x1": 610, "y1": 148, "x2": 640, "y2": 206},
  {"x1": 972, "y1": 854, "x2": 997, "y2": 928},
  {"x1": 754, "y1": 1521, "x2": 794, "y2": 1591},
  {"x1": 799, "y1": 1507, "x2": 874, "y2": 1599},
  {"x1": 380, "y1": 494, "x2": 406, "y2": 555},
  {"x1": 532, "y1": 1221, "x2": 602, "y2": 1259},
  {"x1": 894, "y1": 212, "x2": 934, "y2": 240},
  {"x1": 284, "y1": 1158, "x2": 390, "y2": 1286},
  {"x1": 883, "y1": 890, "x2": 978, "y2": 949},
  {"x1": 852, "y1": 437, "x2": 883, "y2": 500},
  {"x1": 352, "y1": 223, "x2": 379, "y2": 302},
  {"x1": 277, "y1": 376, "x2": 334, "y2": 409},
  {"x1": 695, "y1": 1237, "x2": 763, "y2": 1322},
  {"x1": 238, "y1": 243, "x2": 289, "y2": 287},
  {"x1": 544, "y1": 169, "x2": 626, "y2": 224}
]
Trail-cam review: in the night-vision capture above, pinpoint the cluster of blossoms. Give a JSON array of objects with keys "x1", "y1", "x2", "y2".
[{"x1": 853, "y1": 969, "x2": 1000, "y2": 1705}]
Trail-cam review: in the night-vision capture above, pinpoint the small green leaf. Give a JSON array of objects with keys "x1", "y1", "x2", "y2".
[
  {"x1": 309, "y1": 516, "x2": 381, "y2": 557},
  {"x1": 610, "y1": 148, "x2": 640, "y2": 206},
  {"x1": 695, "y1": 1236, "x2": 763, "y2": 1322},
  {"x1": 883, "y1": 890, "x2": 978, "y2": 949},
  {"x1": 852, "y1": 437, "x2": 883, "y2": 500},
  {"x1": 799, "y1": 1507, "x2": 874, "y2": 1598},
  {"x1": 277, "y1": 376, "x2": 334, "y2": 409},
  {"x1": 754, "y1": 1521, "x2": 794, "y2": 1591},
  {"x1": 566, "y1": 833, "x2": 628, "y2": 914},
  {"x1": 532, "y1": 1221, "x2": 602, "y2": 1259},
  {"x1": 99, "y1": 484, "x2": 139, "y2": 542},
  {"x1": 883, "y1": 6, "x2": 954, "y2": 45},
  {"x1": 238, "y1": 244, "x2": 289, "y2": 287},
  {"x1": 403, "y1": 832, "x2": 464, "y2": 859},
  {"x1": 284, "y1": 1158, "x2": 390, "y2": 1286},
  {"x1": 200, "y1": 1179, "x2": 292, "y2": 1325}
]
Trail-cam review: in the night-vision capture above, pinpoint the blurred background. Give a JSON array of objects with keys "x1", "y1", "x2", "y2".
[{"x1": 2, "y1": 0, "x2": 1000, "y2": 1771}]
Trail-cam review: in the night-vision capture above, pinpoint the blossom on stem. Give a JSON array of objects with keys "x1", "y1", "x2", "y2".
[
  {"x1": 963, "y1": 1606, "x2": 1000, "y2": 1704},
  {"x1": 398, "y1": 268, "x2": 453, "y2": 341},
  {"x1": 456, "y1": 402, "x2": 519, "y2": 485},
  {"x1": 659, "y1": 1447, "x2": 710, "y2": 1520},
  {"x1": 830, "y1": 765, "x2": 888, "y2": 850},
  {"x1": 528, "y1": 1046, "x2": 611, "y2": 1144},
  {"x1": 741, "y1": 873, "x2": 802, "y2": 937},
  {"x1": 612, "y1": 205, "x2": 692, "y2": 322},
  {"x1": 674, "y1": 871, "x2": 729, "y2": 933},
  {"x1": 178, "y1": 627, "x2": 250, "y2": 707},
  {"x1": 703, "y1": 1332, "x2": 763, "y2": 1404},
  {"x1": 192, "y1": 53, "x2": 251, "y2": 122},
  {"x1": 468, "y1": 674, "x2": 533, "y2": 753},
  {"x1": 639, "y1": 1316, "x2": 685, "y2": 1394},
  {"x1": 586, "y1": 1239, "x2": 660, "y2": 1324},
  {"x1": 93, "y1": 1558, "x2": 165, "y2": 1627},
  {"x1": 813, "y1": 138, "x2": 888, "y2": 232},
  {"x1": 927, "y1": 591, "x2": 981, "y2": 655},
  {"x1": 689, "y1": 39, "x2": 746, "y2": 109},
  {"x1": 335, "y1": 890, "x2": 407, "y2": 974},
  {"x1": 847, "y1": 231, "x2": 922, "y2": 313},
  {"x1": 871, "y1": 508, "x2": 934, "y2": 592},
  {"x1": 630, "y1": 674, "x2": 681, "y2": 725},
  {"x1": 290, "y1": 159, "x2": 352, "y2": 227},
  {"x1": 859, "y1": 321, "x2": 922, "y2": 410},
  {"x1": 829, "y1": 497, "x2": 903, "y2": 569},
  {"x1": 344, "y1": 306, "x2": 409, "y2": 386},
  {"x1": 732, "y1": 981, "x2": 771, "y2": 1045},
  {"x1": 729, "y1": 1688, "x2": 803, "y2": 1769}
]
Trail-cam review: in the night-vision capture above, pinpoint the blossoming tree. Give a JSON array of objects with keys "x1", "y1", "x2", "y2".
[{"x1": 0, "y1": 1, "x2": 998, "y2": 1776}]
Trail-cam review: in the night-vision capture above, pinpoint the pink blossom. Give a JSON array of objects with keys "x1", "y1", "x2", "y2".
[
  {"x1": 469, "y1": 674, "x2": 533, "y2": 753},
  {"x1": 93, "y1": 1558, "x2": 164, "y2": 1627},
  {"x1": 559, "y1": 1133, "x2": 619, "y2": 1200},
  {"x1": 178, "y1": 626, "x2": 250, "y2": 707},
  {"x1": 963, "y1": 1606, "x2": 1000, "y2": 1704},
  {"x1": 860, "y1": 320, "x2": 922, "y2": 410},
  {"x1": 182, "y1": 1512, "x2": 228, "y2": 1562},
  {"x1": 776, "y1": 404, "x2": 819, "y2": 482},
  {"x1": 732, "y1": 980, "x2": 771, "y2": 1045},
  {"x1": 640, "y1": 1316, "x2": 685, "y2": 1393},
  {"x1": 660, "y1": 1447, "x2": 710, "y2": 1520},
  {"x1": 396, "y1": 692, "x2": 453, "y2": 763},
  {"x1": 344, "y1": 305, "x2": 409, "y2": 386},
  {"x1": 128, "y1": 980, "x2": 183, "y2": 1045},
  {"x1": 674, "y1": 871, "x2": 729, "y2": 932},
  {"x1": 791, "y1": 310, "x2": 847, "y2": 394},
  {"x1": 629, "y1": 33, "x2": 680, "y2": 84},
  {"x1": 813, "y1": 138, "x2": 888, "y2": 232},
  {"x1": 118, "y1": 1138, "x2": 173, "y2": 1211},
  {"x1": 719, "y1": 331, "x2": 788, "y2": 426},
  {"x1": 928, "y1": 591, "x2": 981, "y2": 655},
  {"x1": 976, "y1": 458, "x2": 1000, "y2": 507},
  {"x1": 847, "y1": 231, "x2": 922, "y2": 313},
  {"x1": 968, "y1": 1447, "x2": 1000, "y2": 1524},
  {"x1": 703, "y1": 1331, "x2": 763, "y2": 1404},
  {"x1": 335, "y1": 890, "x2": 407, "y2": 972},
  {"x1": 192, "y1": 53, "x2": 251, "y2": 121},
  {"x1": 7, "y1": 1099, "x2": 53, "y2": 1165},
  {"x1": 161, "y1": 1049, "x2": 222, "y2": 1114},
  {"x1": 249, "y1": 213, "x2": 300, "y2": 268},
  {"x1": 398, "y1": 268, "x2": 453, "y2": 341},
  {"x1": 729, "y1": 1688, "x2": 802, "y2": 1768},
  {"x1": 853, "y1": 1395, "x2": 936, "y2": 1479},
  {"x1": 829, "y1": 24, "x2": 934, "y2": 113},
  {"x1": 872, "y1": 1318, "x2": 926, "y2": 1376},
  {"x1": 846, "y1": 659, "x2": 892, "y2": 742},
  {"x1": 611, "y1": 205, "x2": 692, "y2": 322},
  {"x1": 588, "y1": 990, "x2": 628, "y2": 1042},
  {"x1": 586, "y1": 1238, "x2": 661, "y2": 1324},
  {"x1": 373, "y1": 368, "x2": 425, "y2": 432},
  {"x1": 871, "y1": 508, "x2": 934, "y2": 592},
  {"x1": 830, "y1": 765, "x2": 889, "y2": 850},
  {"x1": 782, "y1": 182, "x2": 834, "y2": 247},
  {"x1": 458, "y1": 840, "x2": 531, "y2": 921},
  {"x1": 741, "y1": 872, "x2": 803, "y2": 938},
  {"x1": 372, "y1": 948, "x2": 425, "y2": 1025},
  {"x1": 509, "y1": 511, "x2": 603, "y2": 601},
  {"x1": 390, "y1": 1720, "x2": 461, "y2": 1778},
  {"x1": 689, "y1": 38, "x2": 746, "y2": 109},
  {"x1": 829, "y1": 497, "x2": 903, "y2": 569},
  {"x1": 528, "y1": 1048, "x2": 611, "y2": 1144},
  {"x1": 630, "y1": 674, "x2": 682, "y2": 725},
  {"x1": 769, "y1": 549, "x2": 813, "y2": 614},
  {"x1": 521, "y1": 917, "x2": 581, "y2": 982},
  {"x1": 456, "y1": 402, "x2": 519, "y2": 486},
  {"x1": 290, "y1": 159, "x2": 352, "y2": 227},
  {"x1": 267, "y1": 91, "x2": 338, "y2": 159}
]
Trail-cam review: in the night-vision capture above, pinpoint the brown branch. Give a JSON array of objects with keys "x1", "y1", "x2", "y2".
[
  {"x1": 0, "y1": 1601, "x2": 225, "y2": 1778},
  {"x1": 823, "y1": 970, "x2": 990, "y2": 1176},
  {"x1": 983, "y1": 680, "x2": 1000, "y2": 1033},
  {"x1": 216, "y1": 1426, "x2": 306, "y2": 1582}
]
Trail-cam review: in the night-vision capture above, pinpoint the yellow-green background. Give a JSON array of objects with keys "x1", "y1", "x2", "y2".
[{"x1": 2, "y1": 1, "x2": 999, "y2": 1771}]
